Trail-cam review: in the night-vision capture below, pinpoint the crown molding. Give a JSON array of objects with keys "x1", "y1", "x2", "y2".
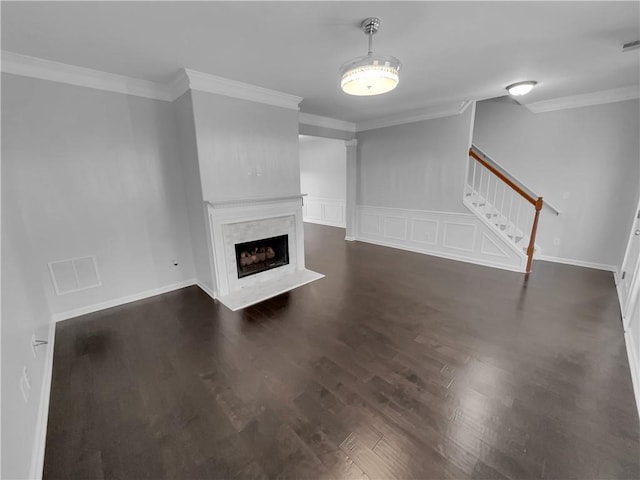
[
  {"x1": 524, "y1": 85, "x2": 639, "y2": 113},
  {"x1": 345, "y1": 139, "x2": 358, "y2": 147},
  {"x1": 1, "y1": 50, "x2": 172, "y2": 101},
  {"x1": 0, "y1": 51, "x2": 302, "y2": 110},
  {"x1": 298, "y1": 112, "x2": 357, "y2": 133},
  {"x1": 183, "y1": 68, "x2": 302, "y2": 111},
  {"x1": 356, "y1": 100, "x2": 472, "y2": 132},
  {"x1": 165, "y1": 69, "x2": 191, "y2": 101}
]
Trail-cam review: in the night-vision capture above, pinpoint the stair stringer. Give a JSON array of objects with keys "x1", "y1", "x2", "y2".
[{"x1": 463, "y1": 196, "x2": 528, "y2": 272}]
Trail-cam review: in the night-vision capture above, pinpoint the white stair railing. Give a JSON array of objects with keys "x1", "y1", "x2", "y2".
[{"x1": 465, "y1": 146, "x2": 545, "y2": 273}]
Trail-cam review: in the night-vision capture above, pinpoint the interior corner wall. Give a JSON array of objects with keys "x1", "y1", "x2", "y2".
[
  {"x1": 300, "y1": 137, "x2": 347, "y2": 201},
  {"x1": 189, "y1": 91, "x2": 301, "y2": 202},
  {"x1": 473, "y1": 97, "x2": 640, "y2": 269},
  {"x1": 2, "y1": 171, "x2": 52, "y2": 479},
  {"x1": 1, "y1": 73, "x2": 195, "y2": 318},
  {"x1": 174, "y1": 91, "x2": 213, "y2": 292},
  {"x1": 356, "y1": 107, "x2": 474, "y2": 213}
]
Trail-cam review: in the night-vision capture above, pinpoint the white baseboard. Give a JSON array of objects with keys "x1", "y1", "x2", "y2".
[
  {"x1": 52, "y1": 279, "x2": 197, "y2": 322},
  {"x1": 624, "y1": 330, "x2": 640, "y2": 420},
  {"x1": 303, "y1": 218, "x2": 346, "y2": 228},
  {"x1": 29, "y1": 323, "x2": 56, "y2": 480},
  {"x1": 345, "y1": 236, "x2": 356, "y2": 241},
  {"x1": 354, "y1": 236, "x2": 524, "y2": 273},
  {"x1": 34, "y1": 278, "x2": 218, "y2": 477},
  {"x1": 196, "y1": 280, "x2": 217, "y2": 300},
  {"x1": 537, "y1": 254, "x2": 616, "y2": 272}
]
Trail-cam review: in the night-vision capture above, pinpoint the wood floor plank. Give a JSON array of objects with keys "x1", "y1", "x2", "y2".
[{"x1": 43, "y1": 223, "x2": 640, "y2": 479}]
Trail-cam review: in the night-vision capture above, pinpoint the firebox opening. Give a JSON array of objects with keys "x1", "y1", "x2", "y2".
[{"x1": 234, "y1": 234, "x2": 289, "y2": 279}]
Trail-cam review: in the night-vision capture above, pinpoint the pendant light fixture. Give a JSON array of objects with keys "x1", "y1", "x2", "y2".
[{"x1": 340, "y1": 17, "x2": 401, "y2": 96}]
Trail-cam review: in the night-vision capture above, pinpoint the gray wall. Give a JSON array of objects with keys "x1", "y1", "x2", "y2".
[
  {"x1": 1, "y1": 73, "x2": 196, "y2": 478},
  {"x1": 356, "y1": 107, "x2": 474, "y2": 213},
  {"x1": 174, "y1": 91, "x2": 213, "y2": 291},
  {"x1": 300, "y1": 136, "x2": 346, "y2": 200},
  {"x1": 1, "y1": 74, "x2": 195, "y2": 316},
  {"x1": 191, "y1": 91, "x2": 300, "y2": 201},
  {"x1": 473, "y1": 97, "x2": 640, "y2": 269},
  {"x1": 2, "y1": 150, "x2": 52, "y2": 479}
]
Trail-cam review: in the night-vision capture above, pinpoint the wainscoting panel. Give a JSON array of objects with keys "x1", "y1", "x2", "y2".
[
  {"x1": 442, "y1": 222, "x2": 476, "y2": 252},
  {"x1": 356, "y1": 205, "x2": 527, "y2": 272},
  {"x1": 410, "y1": 219, "x2": 438, "y2": 246},
  {"x1": 383, "y1": 216, "x2": 407, "y2": 240},
  {"x1": 303, "y1": 196, "x2": 346, "y2": 228}
]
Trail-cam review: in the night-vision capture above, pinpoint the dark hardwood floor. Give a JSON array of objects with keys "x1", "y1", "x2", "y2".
[{"x1": 44, "y1": 223, "x2": 639, "y2": 479}]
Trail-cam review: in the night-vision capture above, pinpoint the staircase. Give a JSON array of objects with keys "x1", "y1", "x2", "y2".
[{"x1": 464, "y1": 145, "x2": 558, "y2": 273}]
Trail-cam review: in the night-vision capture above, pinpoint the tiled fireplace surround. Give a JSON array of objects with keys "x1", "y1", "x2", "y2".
[{"x1": 206, "y1": 195, "x2": 323, "y2": 310}]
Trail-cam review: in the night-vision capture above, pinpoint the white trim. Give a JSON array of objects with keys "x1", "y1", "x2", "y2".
[
  {"x1": 29, "y1": 323, "x2": 56, "y2": 480},
  {"x1": 356, "y1": 100, "x2": 472, "y2": 132},
  {"x1": 624, "y1": 330, "x2": 640, "y2": 420},
  {"x1": 303, "y1": 196, "x2": 346, "y2": 228},
  {"x1": 196, "y1": 280, "x2": 217, "y2": 300},
  {"x1": 298, "y1": 112, "x2": 356, "y2": 133},
  {"x1": 304, "y1": 218, "x2": 347, "y2": 228},
  {"x1": 52, "y1": 279, "x2": 196, "y2": 322},
  {"x1": 206, "y1": 197, "x2": 307, "y2": 298},
  {"x1": 356, "y1": 205, "x2": 526, "y2": 272},
  {"x1": 524, "y1": 86, "x2": 639, "y2": 113},
  {"x1": 165, "y1": 68, "x2": 191, "y2": 101},
  {"x1": 354, "y1": 236, "x2": 524, "y2": 273},
  {"x1": 1, "y1": 50, "x2": 172, "y2": 101},
  {"x1": 206, "y1": 194, "x2": 305, "y2": 209},
  {"x1": 537, "y1": 254, "x2": 616, "y2": 272},
  {"x1": 345, "y1": 236, "x2": 356, "y2": 241},
  {"x1": 0, "y1": 52, "x2": 303, "y2": 110},
  {"x1": 183, "y1": 68, "x2": 302, "y2": 111},
  {"x1": 462, "y1": 196, "x2": 528, "y2": 259},
  {"x1": 345, "y1": 139, "x2": 358, "y2": 147}
]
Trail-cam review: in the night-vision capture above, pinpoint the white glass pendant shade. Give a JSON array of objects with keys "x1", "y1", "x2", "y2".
[
  {"x1": 340, "y1": 54, "x2": 401, "y2": 96},
  {"x1": 340, "y1": 17, "x2": 401, "y2": 96}
]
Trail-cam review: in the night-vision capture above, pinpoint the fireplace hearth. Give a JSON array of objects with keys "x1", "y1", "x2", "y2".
[{"x1": 235, "y1": 234, "x2": 289, "y2": 278}]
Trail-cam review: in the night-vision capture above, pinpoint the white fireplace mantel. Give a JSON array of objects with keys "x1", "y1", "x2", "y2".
[{"x1": 206, "y1": 194, "x2": 323, "y2": 311}]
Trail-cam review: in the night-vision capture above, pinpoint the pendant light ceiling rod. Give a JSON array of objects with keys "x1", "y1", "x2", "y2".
[{"x1": 362, "y1": 17, "x2": 380, "y2": 55}]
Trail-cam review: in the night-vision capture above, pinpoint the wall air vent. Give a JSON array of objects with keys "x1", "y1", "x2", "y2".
[{"x1": 48, "y1": 255, "x2": 101, "y2": 295}]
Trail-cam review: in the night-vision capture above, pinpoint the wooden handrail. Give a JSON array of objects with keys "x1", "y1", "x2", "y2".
[{"x1": 469, "y1": 148, "x2": 536, "y2": 206}]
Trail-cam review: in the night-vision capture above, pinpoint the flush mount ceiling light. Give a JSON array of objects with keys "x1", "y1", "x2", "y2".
[
  {"x1": 339, "y1": 17, "x2": 401, "y2": 96},
  {"x1": 506, "y1": 81, "x2": 538, "y2": 96}
]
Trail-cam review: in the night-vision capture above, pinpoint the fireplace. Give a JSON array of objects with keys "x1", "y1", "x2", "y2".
[
  {"x1": 206, "y1": 195, "x2": 324, "y2": 311},
  {"x1": 235, "y1": 234, "x2": 289, "y2": 278}
]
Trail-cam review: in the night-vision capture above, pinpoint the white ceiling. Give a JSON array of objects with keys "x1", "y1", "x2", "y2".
[{"x1": 2, "y1": 1, "x2": 639, "y2": 123}]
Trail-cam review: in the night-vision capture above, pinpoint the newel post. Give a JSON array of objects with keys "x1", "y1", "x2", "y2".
[{"x1": 526, "y1": 197, "x2": 544, "y2": 273}]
